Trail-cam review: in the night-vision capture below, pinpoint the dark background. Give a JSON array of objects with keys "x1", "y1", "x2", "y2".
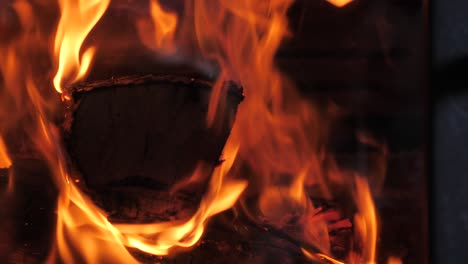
[{"x1": 433, "y1": 0, "x2": 468, "y2": 263}]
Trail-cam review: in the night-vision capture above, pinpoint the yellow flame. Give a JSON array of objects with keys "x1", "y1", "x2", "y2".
[
  {"x1": 116, "y1": 139, "x2": 247, "y2": 255},
  {"x1": 53, "y1": 0, "x2": 110, "y2": 94},
  {"x1": 326, "y1": 0, "x2": 353, "y2": 8}
]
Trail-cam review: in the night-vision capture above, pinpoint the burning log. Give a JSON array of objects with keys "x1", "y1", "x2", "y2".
[
  {"x1": 61, "y1": 75, "x2": 353, "y2": 263},
  {"x1": 64, "y1": 75, "x2": 243, "y2": 190}
]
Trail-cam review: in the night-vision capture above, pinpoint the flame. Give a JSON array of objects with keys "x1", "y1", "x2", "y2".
[
  {"x1": 0, "y1": 0, "x2": 37, "y2": 196},
  {"x1": 137, "y1": 0, "x2": 178, "y2": 54},
  {"x1": 326, "y1": 0, "x2": 353, "y2": 8},
  {"x1": 0, "y1": 137, "x2": 12, "y2": 169},
  {"x1": 53, "y1": 0, "x2": 110, "y2": 95},
  {"x1": 115, "y1": 138, "x2": 246, "y2": 255},
  {"x1": 353, "y1": 176, "x2": 378, "y2": 263},
  {"x1": 186, "y1": 0, "x2": 335, "y2": 258},
  {"x1": 182, "y1": 1, "x2": 381, "y2": 262},
  {"x1": 0, "y1": 136, "x2": 13, "y2": 194},
  {"x1": 302, "y1": 249, "x2": 345, "y2": 264}
]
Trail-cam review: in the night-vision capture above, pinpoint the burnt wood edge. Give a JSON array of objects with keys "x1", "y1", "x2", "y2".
[
  {"x1": 61, "y1": 74, "x2": 244, "y2": 133},
  {"x1": 68, "y1": 74, "x2": 244, "y2": 99}
]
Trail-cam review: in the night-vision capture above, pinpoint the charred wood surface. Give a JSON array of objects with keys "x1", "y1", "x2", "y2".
[{"x1": 65, "y1": 75, "x2": 243, "y2": 189}]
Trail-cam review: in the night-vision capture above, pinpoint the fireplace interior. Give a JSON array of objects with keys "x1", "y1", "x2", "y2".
[{"x1": 0, "y1": 0, "x2": 427, "y2": 263}]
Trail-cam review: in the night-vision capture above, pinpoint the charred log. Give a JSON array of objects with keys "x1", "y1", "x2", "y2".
[{"x1": 65, "y1": 75, "x2": 243, "y2": 190}]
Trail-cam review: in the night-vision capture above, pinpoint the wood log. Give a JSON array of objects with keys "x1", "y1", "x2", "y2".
[
  {"x1": 123, "y1": 211, "x2": 321, "y2": 264},
  {"x1": 65, "y1": 75, "x2": 243, "y2": 190}
]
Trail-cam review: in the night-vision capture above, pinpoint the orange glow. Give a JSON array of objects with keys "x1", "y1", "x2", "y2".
[
  {"x1": 0, "y1": 137, "x2": 11, "y2": 169},
  {"x1": 185, "y1": 0, "x2": 346, "y2": 260},
  {"x1": 137, "y1": 0, "x2": 178, "y2": 54},
  {"x1": 53, "y1": 0, "x2": 110, "y2": 95},
  {"x1": 326, "y1": 0, "x2": 353, "y2": 8},
  {"x1": 0, "y1": 0, "x2": 37, "y2": 195},
  {"x1": 387, "y1": 256, "x2": 403, "y2": 264}
]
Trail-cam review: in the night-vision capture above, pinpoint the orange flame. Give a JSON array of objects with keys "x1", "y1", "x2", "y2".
[
  {"x1": 182, "y1": 1, "x2": 380, "y2": 262},
  {"x1": 53, "y1": 0, "x2": 110, "y2": 95},
  {"x1": 0, "y1": 137, "x2": 12, "y2": 169},
  {"x1": 302, "y1": 249, "x2": 345, "y2": 264},
  {"x1": 353, "y1": 176, "x2": 378, "y2": 263},
  {"x1": 0, "y1": 136, "x2": 13, "y2": 194},
  {"x1": 115, "y1": 139, "x2": 246, "y2": 255},
  {"x1": 137, "y1": 0, "x2": 178, "y2": 54},
  {"x1": 185, "y1": 0, "x2": 337, "y2": 258}
]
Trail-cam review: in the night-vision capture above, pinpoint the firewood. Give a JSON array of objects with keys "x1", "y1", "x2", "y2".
[
  {"x1": 125, "y1": 211, "x2": 321, "y2": 264},
  {"x1": 64, "y1": 75, "x2": 243, "y2": 190}
]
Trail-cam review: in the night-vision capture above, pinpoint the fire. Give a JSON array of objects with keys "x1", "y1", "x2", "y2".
[
  {"x1": 302, "y1": 249, "x2": 345, "y2": 264},
  {"x1": 0, "y1": 136, "x2": 13, "y2": 194},
  {"x1": 115, "y1": 139, "x2": 246, "y2": 256},
  {"x1": 0, "y1": 137, "x2": 11, "y2": 169},
  {"x1": 53, "y1": 0, "x2": 110, "y2": 95},
  {"x1": 352, "y1": 176, "x2": 378, "y2": 263},
  {"x1": 137, "y1": 0, "x2": 178, "y2": 54},
  {"x1": 180, "y1": 0, "x2": 380, "y2": 262},
  {"x1": 0, "y1": 0, "x2": 382, "y2": 262},
  {"x1": 49, "y1": 130, "x2": 246, "y2": 263},
  {"x1": 50, "y1": 0, "x2": 246, "y2": 261}
]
